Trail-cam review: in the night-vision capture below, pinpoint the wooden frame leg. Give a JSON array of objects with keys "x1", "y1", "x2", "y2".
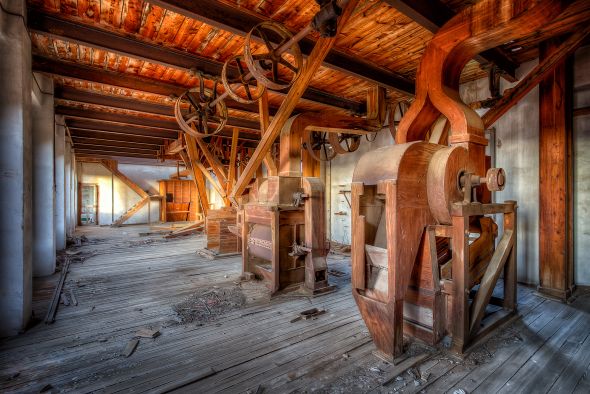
[
  {"x1": 503, "y1": 201, "x2": 517, "y2": 311},
  {"x1": 451, "y1": 215, "x2": 470, "y2": 353}
]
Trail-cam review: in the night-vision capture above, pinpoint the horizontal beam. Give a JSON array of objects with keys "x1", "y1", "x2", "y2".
[
  {"x1": 74, "y1": 148, "x2": 159, "y2": 159},
  {"x1": 73, "y1": 142, "x2": 160, "y2": 154},
  {"x1": 67, "y1": 121, "x2": 261, "y2": 148},
  {"x1": 382, "y1": 0, "x2": 517, "y2": 80},
  {"x1": 71, "y1": 136, "x2": 161, "y2": 150},
  {"x1": 33, "y1": 55, "x2": 260, "y2": 113},
  {"x1": 56, "y1": 86, "x2": 175, "y2": 116},
  {"x1": 69, "y1": 128, "x2": 169, "y2": 145},
  {"x1": 148, "y1": 0, "x2": 415, "y2": 94},
  {"x1": 66, "y1": 118, "x2": 179, "y2": 139},
  {"x1": 58, "y1": 104, "x2": 262, "y2": 135},
  {"x1": 29, "y1": 11, "x2": 365, "y2": 113}
]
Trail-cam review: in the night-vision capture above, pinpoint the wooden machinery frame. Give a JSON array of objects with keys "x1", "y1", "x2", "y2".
[{"x1": 351, "y1": 0, "x2": 571, "y2": 362}]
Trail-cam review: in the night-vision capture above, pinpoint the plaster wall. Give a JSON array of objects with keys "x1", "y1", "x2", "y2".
[
  {"x1": 573, "y1": 45, "x2": 590, "y2": 285},
  {"x1": 77, "y1": 162, "x2": 177, "y2": 225}
]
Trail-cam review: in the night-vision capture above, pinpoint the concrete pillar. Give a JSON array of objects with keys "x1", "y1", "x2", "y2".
[
  {"x1": 0, "y1": 0, "x2": 33, "y2": 336},
  {"x1": 54, "y1": 116, "x2": 66, "y2": 250},
  {"x1": 32, "y1": 73, "x2": 55, "y2": 276}
]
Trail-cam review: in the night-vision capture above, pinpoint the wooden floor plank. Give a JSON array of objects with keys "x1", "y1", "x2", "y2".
[{"x1": 1, "y1": 225, "x2": 588, "y2": 394}]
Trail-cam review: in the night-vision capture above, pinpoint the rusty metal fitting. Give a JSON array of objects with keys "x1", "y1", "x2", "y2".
[{"x1": 485, "y1": 167, "x2": 506, "y2": 191}]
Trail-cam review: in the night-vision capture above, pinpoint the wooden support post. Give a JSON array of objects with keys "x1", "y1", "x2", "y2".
[
  {"x1": 231, "y1": 0, "x2": 360, "y2": 199},
  {"x1": 538, "y1": 37, "x2": 575, "y2": 302},
  {"x1": 451, "y1": 214, "x2": 470, "y2": 354},
  {"x1": 503, "y1": 201, "x2": 517, "y2": 310},
  {"x1": 351, "y1": 182, "x2": 365, "y2": 290},
  {"x1": 227, "y1": 128, "x2": 239, "y2": 196},
  {"x1": 270, "y1": 208, "x2": 280, "y2": 294},
  {"x1": 181, "y1": 140, "x2": 209, "y2": 216},
  {"x1": 259, "y1": 90, "x2": 278, "y2": 176}
]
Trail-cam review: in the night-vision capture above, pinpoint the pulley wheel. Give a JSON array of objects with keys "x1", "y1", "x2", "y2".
[
  {"x1": 174, "y1": 88, "x2": 228, "y2": 138},
  {"x1": 303, "y1": 130, "x2": 337, "y2": 162},
  {"x1": 244, "y1": 21, "x2": 303, "y2": 91},
  {"x1": 221, "y1": 55, "x2": 266, "y2": 104},
  {"x1": 328, "y1": 132, "x2": 361, "y2": 154}
]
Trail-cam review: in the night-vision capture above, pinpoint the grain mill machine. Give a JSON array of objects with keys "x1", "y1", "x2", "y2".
[
  {"x1": 351, "y1": 0, "x2": 569, "y2": 361},
  {"x1": 237, "y1": 113, "x2": 361, "y2": 295}
]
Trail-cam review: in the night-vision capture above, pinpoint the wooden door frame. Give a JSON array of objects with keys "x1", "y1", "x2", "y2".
[{"x1": 78, "y1": 183, "x2": 99, "y2": 226}]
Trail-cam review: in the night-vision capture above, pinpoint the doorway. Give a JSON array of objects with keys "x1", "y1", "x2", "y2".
[{"x1": 79, "y1": 183, "x2": 98, "y2": 225}]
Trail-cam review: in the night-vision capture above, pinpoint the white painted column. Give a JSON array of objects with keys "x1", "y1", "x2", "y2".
[
  {"x1": 54, "y1": 115, "x2": 66, "y2": 250},
  {"x1": 0, "y1": 0, "x2": 33, "y2": 336},
  {"x1": 32, "y1": 73, "x2": 55, "y2": 276},
  {"x1": 65, "y1": 142, "x2": 74, "y2": 237}
]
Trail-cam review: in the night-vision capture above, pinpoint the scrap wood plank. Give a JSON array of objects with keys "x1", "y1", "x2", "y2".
[
  {"x1": 45, "y1": 257, "x2": 71, "y2": 324},
  {"x1": 122, "y1": 339, "x2": 139, "y2": 358},
  {"x1": 164, "y1": 221, "x2": 204, "y2": 238},
  {"x1": 231, "y1": 0, "x2": 361, "y2": 199}
]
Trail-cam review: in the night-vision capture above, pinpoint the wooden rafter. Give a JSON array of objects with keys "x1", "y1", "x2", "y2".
[
  {"x1": 29, "y1": 12, "x2": 365, "y2": 114},
  {"x1": 383, "y1": 0, "x2": 517, "y2": 80},
  {"x1": 483, "y1": 26, "x2": 590, "y2": 129},
  {"x1": 148, "y1": 0, "x2": 414, "y2": 94}
]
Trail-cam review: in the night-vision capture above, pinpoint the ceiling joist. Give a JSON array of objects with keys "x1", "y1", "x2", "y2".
[
  {"x1": 147, "y1": 0, "x2": 415, "y2": 94},
  {"x1": 382, "y1": 0, "x2": 518, "y2": 80},
  {"x1": 29, "y1": 11, "x2": 365, "y2": 114}
]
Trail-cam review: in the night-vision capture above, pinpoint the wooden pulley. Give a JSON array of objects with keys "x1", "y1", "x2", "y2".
[
  {"x1": 174, "y1": 85, "x2": 228, "y2": 138},
  {"x1": 427, "y1": 145, "x2": 472, "y2": 224},
  {"x1": 328, "y1": 132, "x2": 361, "y2": 154},
  {"x1": 303, "y1": 130, "x2": 337, "y2": 162},
  {"x1": 244, "y1": 21, "x2": 303, "y2": 91},
  {"x1": 221, "y1": 55, "x2": 266, "y2": 104},
  {"x1": 388, "y1": 100, "x2": 411, "y2": 140}
]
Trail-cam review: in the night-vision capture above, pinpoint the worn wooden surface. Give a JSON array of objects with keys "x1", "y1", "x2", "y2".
[
  {"x1": 538, "y1": 37, "x2": 575, "y2": 301},
  {"x1": 1, "y1": 225, "x2": 589, "y2": 393}
]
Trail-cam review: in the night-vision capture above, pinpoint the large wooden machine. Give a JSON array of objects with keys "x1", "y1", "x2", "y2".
[
  {"x1": 351, "y1": 0, "x2": 570, "y2": 361},
  {"x1": 237, "y1": 113, "x2": 370, "y2": 295}
]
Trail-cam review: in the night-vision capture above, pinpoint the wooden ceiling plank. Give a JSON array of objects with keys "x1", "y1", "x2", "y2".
[
  {"x1": 147, "y1": 0, "x2": 415, "y2": 94},
  {"x1": 28, "y1": 10, "x2": 365, "y2": 113},
  {"x1": 382, "y1": 0, "x2": 518, "y2": 81}
]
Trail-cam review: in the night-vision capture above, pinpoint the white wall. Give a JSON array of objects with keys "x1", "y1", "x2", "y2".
[
  {"x1": 77, "y1": 162, "x2": 178, "y2": 226},
  {"x1": 573, "y1": 45, "x2": 590, "y2": 285}
]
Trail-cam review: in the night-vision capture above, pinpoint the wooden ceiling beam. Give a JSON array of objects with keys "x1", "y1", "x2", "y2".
[
  {"x1": 28, "y1": 11, "x2": 364, "y2": 114},
  {"x1": 69, "y1": 128, "x2": 168, "y2": 145},
  {"x1": 71, "y1": 137, "x2": 161, "y2": 150},
  {"x1": 74, "y1": 147, "x2": 159, "y2": 159},
  {"x1": 66, "y1": 118, "x2": 178, "y2": 139},
  {"x1": 34, "y1": 55, "x2": 260, "y2": 114},
  {"x1": 73, "y1": 142, "x2": 160, "y2": 154},
  {"x1": 148, "y1": 0, "x2": 415, "y2": 94},
  {"x1": 383, "y1": 0, "x2": 518, "y2": 81},
  {"x1": 55, "y1": 103, "x2": 261, "y2": 132}
]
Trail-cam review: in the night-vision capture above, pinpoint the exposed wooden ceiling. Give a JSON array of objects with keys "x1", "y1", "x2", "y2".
[{"x1": 28, "y1": 0, "x2": 590, "y2": 161}]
